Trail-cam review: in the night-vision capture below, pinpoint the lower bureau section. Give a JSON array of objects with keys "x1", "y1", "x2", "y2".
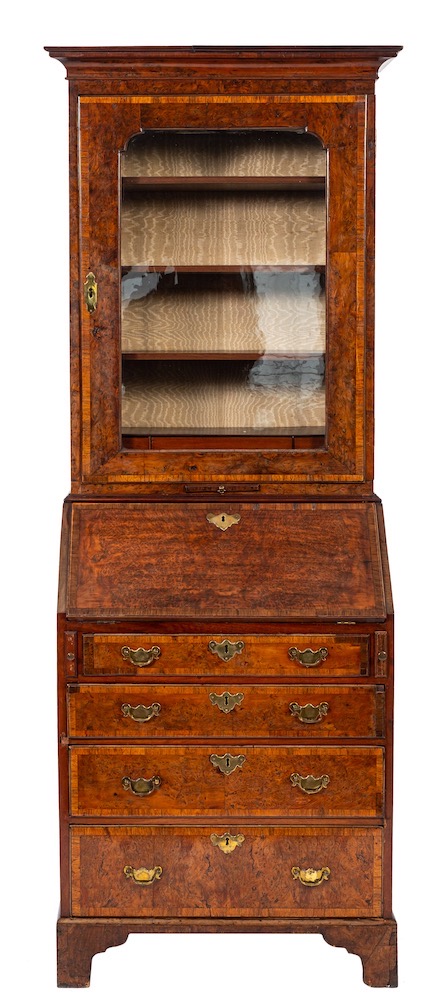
[{"x1": 70, "y1": 825, "x2": 383, "y2": 918}]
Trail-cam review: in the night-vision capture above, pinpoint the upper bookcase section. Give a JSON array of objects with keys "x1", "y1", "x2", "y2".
[{"x1": 46, "y1": 46, "x2": 401, "y2": 497}]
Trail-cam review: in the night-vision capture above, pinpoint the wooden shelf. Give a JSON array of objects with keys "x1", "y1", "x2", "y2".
[
  {"x1": 121, "y1": 267, "x2": 326, "y2": 356},
  {"x1": 123, "y1": 175, "x2": 326, "y2": 192},
  {"x1": 122, "y1": 264, "x2": 325, "y2": 275},
  {"x1": 121, "y1": 190, "x2": 326, "y2": 269},
  {"x1": 122, "y1": 432, "x2": 326, "y2": 451},
  {"x1": 122, "y1": 359, "x2": 325, "y2": 435},
  {"x1": 122, "y1": 351, "x2": 324, "y2": 362}
]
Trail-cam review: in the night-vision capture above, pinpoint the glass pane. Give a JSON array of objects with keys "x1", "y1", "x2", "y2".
[{"x1": 120, "y1": 131, "x2": 326, "y2": 448}]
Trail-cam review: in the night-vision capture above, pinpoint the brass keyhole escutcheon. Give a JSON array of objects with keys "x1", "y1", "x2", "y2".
[
  {"x1": 209, "y1": 691, "x2": 244, "y2": 714},
  {"x1": 210, "y1": 752, "x2": 246, "y2": 775},
  {"x1": 210, "y1": 832, "x2": 245, "y2": 854},
  {"x1": 206, "y1": 512, "x2": 241, "y2": 531},
  {"x1": 208, "y1": 639, "x2": 244, "y2": 662},
  {"x1": 83, "y1": 271, "x2": 97, "y2": 313}
]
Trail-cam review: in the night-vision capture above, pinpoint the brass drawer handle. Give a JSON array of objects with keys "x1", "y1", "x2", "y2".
[
  {"x1": 210, "y1": 832, "x2": 245, "y2": 854},
  {"x1": 292, "y1": 865, "x2": 330, "y2": 886},
  {"x1": 124, "y1": 865, "x2": 162, "y2": 885},
  {"x1": 208, "y1": 639, "x2": 244, "y2": 662},
  {"x1": 121, "y1": 644, "x2": 161, "y2": 666},
  {"x1": 289, "y1": 701, "x2": 329, "y2": 724},
  {"x1": 121, "y1": 775, "x2": 161, "y2": 797},
  {"x1": 288, "y1": 646, "x2": 329, "y2": 666},
  {"x1": 290, "y1": 773, "x2": 330, "y2": 794},
  {"x1": 121, "y1": 702, "x2": 161, "y2": 722},
  {"x1": 210, "y1": 752, "x2": 246, "y2": 775},
  {"x1": 209, "y1": 691, "x2": 244, "y2": 713}
]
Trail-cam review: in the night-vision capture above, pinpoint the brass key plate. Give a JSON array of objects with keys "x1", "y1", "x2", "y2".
[{"x1": 210, "y1": 752, "x2": 246, "y2": 775}]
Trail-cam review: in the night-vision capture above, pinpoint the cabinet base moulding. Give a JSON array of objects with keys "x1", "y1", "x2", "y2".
[{"x1": 57, "y1": 915, "x2": 398, "y2": 989}]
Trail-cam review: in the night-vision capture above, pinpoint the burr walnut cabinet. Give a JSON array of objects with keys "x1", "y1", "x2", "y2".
[{"x1": 46, "y1": 45, "x2": 401, "y2": 987}]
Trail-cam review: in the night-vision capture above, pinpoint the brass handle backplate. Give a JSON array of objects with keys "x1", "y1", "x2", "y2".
[
  {"x1": 209, "y1": 639, "x2": 244, "y2": 662},
  {"x1": 288, "y1": 646, "x2": 329, "y2": 666},
  {"x1": 121, "y1": 775, "x2": 161, "y2": 797},
  {"x1": 83, "y1": 271, "x2": 97, "y2": 313},
  {"x1": 121, "y1": 702, "x2": 161, "y2": 722},
  {"x1": 121, "y1": 644, "x2": 161, "y2": 666},
  {"x1": 206, "y1": 512, "x2": 241, "y2": 531},
  {"x1": 210, "y1": 752, "x2": 246, "y2": 775},
  {"x1": 289, "y1": 701, "x2": 329, "y2": 724},
  {"x1": 291, "y1": 865, "x2": 331, "y2": 886},
  {"x1": 124, "y1": 865, "x2": 162, "y2": 885},
  {"x1": 290, "y1": 773, "x2": 330, "y2": 794},
  {"x1": 209, "y1": 691, "x2": 244, "y2": 713},
  {"x1": 210, "y1": 832, "x2": 245, "y2": 854}
]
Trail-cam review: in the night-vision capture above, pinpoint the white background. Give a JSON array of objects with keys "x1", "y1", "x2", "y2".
[{"x1": 1, "y1": 2, "x2": 446, "y2": 997}]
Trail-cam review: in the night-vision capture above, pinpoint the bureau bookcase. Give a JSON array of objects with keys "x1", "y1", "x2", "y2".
[{"x1": 46, "y1": 45, "x2": 401, "y2": 987}]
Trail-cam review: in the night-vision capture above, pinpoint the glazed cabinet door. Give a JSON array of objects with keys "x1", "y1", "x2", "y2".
[{"x1": 76, "y1": 96, "x2": 370, "y2": 488}]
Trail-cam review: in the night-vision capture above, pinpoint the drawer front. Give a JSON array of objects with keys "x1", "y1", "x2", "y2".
[
  {"x1": 69, "y1": 746, "x2": 384, "y2": 818},
  {"x1": 71, "y1": 825, "x2": 383, "y2": 918},
  {"x1": 83, "y1": 633, "x2": 369, "y2": 677},
  {"x1": 68, "y1": 683, "x2": 384, "y2": 739}
]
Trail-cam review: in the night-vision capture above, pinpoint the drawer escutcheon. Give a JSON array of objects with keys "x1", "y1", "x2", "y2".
[
  {"x1": 206, "y1": 512, "x2": 241, "y2": 531},
  {"x1": 210, "y1": 832, "x2": 245, "y2": 854},
  {"x1": 208, "y1": 639, "x2": 245, "y2": 662},
  {"x1": 210, "y1": 752, "x2": 246, "y2": 775},
  {"x1": 209, "y1": 691, "x2": 244, "y2": 713}
]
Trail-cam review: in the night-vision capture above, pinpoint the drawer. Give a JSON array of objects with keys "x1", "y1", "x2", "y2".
[
  {"x1": 67, "y1": 683, "x2": 384, "y2": 739},
  {"x1": 70, "y1": 824, "x2": 383, "y2": 918},
  {"x1": 82, "y1": 633, "x2": 370, "y2": 677},
  {"x1": 69, "y1": 745, "x2": 384, "y2": 818}
]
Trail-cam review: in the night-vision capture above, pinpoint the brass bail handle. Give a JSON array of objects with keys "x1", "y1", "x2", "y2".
[
  {"x1": 121, "y1": 775, "x2": 161, "y2": 797},
  {"x1": 121, "y1": 702, "x2": 161, "y2": 722},
  {"x1": 289, "y1": 701, "x2": 329, "y2": 724},
  {"x1": 291, "y1": 865, "x2": 331, "y2": 886},
  {"x1": 288, "y1": 646, "x2": 329, "y2": 667},
  {"x1": 121, "y1": 644, "x2": 161, "y2": 666},
  {"x1": 124, "y1": 865, "x2": 162, "y2": 885},
  {"x1": 290, "y1": 773, "x2": 330, "y2": 795}
]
